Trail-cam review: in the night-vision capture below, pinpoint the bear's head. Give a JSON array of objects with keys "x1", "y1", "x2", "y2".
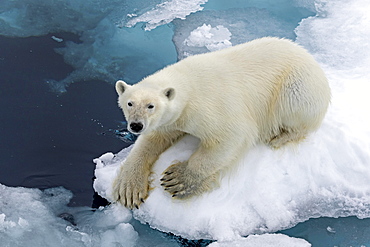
[{"x1": 115, "y1": 80, "x2": 175, "y2": 135}]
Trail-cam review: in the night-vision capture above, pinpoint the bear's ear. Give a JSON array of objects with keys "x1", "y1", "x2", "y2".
[
  {"x1": 164, "y1": 88, "x2": 175, "y2": 100},
  {"x1": 115, "y1": 80, "x2": 130, "y2": 95}
]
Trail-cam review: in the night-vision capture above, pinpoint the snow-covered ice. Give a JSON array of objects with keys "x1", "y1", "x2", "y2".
[
  {"x1": 94, "y1": 94, "x2": 370, "y2": 240},
  {"x1": 0, "y1": 184, "x2": 136, "y2": 246},
  {"x1": 0, "y1": 183, "x2": 187, "y2": 246}
]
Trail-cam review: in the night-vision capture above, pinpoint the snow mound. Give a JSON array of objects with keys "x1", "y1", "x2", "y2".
[{"x1": 94, "y1": 76, "x2": 370, "y2": 240}]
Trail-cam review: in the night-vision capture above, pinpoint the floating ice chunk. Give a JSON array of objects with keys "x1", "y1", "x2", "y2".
[
  {"x1": 100, "y1": 223, "x2": 138, "y2": 247},
  {"x1": 326, "y1": 226, "x2": 336, "y2": 234},
  {"x1": 0, "y1": 185, "x2": 76, "y2": 246},
  {"x1": 184, "y1": 24, "x2": 232, "y2": 52},
  {"x1": 126, "y1": 0, "x2": 208, "y2": 31},
  {"x1": 94, "y1": 66, "x2": 370, "y2": 240},
  {"x1": 0, "y1": 183, "x2": 140, "y2": 246},
  {"x1": 51, "y1": 35, "x2": 63, "y2": 43},
  {"x1": 208, "y1": 234, "x2": 311, "y2": 247}
]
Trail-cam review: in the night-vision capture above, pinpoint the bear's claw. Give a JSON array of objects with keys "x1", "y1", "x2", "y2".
[{"x1": 160, "y1": 177, "x2": 173, "y2": 182}]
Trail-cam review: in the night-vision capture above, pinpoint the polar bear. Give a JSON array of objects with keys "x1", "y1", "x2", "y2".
[{"x1": 112, "y1": 37, "x2": 331, "y2": 209}]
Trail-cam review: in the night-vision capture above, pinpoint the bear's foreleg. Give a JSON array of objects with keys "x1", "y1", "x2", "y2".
[
  {"x1": 113, "y1": 130, "x2": 185, "y2": 209},
  {"x1": 161, "y1": 138, "x2": 247, "y2": 199}
]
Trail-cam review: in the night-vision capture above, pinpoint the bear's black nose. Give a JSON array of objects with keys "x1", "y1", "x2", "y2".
[{"x1": 130, "y1": 122, "x2": 143, "y2": 133}]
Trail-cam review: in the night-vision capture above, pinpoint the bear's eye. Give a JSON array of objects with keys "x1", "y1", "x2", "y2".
[
  {"x1": 127, "y1": 102, "x2": 133, "y2": 107},
  {"x1": 147, "y1": 104, "x2": 154, "y2": 109}
]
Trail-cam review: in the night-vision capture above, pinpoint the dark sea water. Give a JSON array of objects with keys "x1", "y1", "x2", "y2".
[{"x1": 0, "y1": 34, "x2": 129, "y2": 206}]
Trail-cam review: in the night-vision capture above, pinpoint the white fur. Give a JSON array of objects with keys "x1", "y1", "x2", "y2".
[{"x1": 113, "y1": 37, "x2": 331, "y2": 209}]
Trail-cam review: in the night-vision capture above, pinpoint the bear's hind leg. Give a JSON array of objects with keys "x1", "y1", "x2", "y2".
[{"x1": 268, "y1": 127, "x2": 307, "y2": 149}]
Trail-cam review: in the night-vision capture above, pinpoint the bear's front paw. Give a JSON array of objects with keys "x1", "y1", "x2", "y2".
[
  {"x1": 160, "y1": 161, "x2": 216, "y2": 199},
  {"x1": 112, "y1": 168, "x2": 149, "y2": 209}
]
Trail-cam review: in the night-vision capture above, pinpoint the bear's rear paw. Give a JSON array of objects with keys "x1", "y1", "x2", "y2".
[
  {"x1": 269, "y1": 128, "x2": 307, "y2": 149},
  {"x1": 160, "y1": 161, "x2": 216, "y2": 199},
  {"x1": 112, "y1": 170, "x2": 149, "y2": 210}
]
